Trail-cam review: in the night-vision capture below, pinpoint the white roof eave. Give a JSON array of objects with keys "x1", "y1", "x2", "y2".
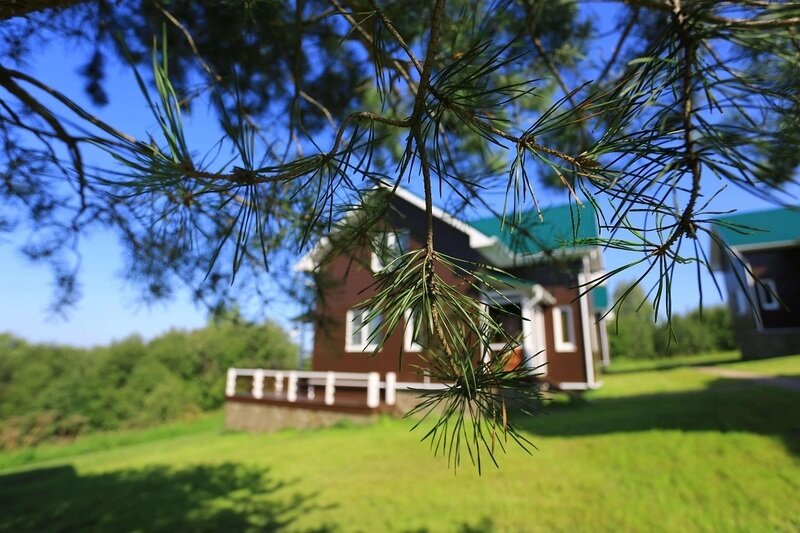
[
  {"x1": 475, "y1": 244, "x2": 599, "y2": 269},
  {"x1": 293, "y1": 237, "x2": 330, "y2": 273},
  {"x1": 292, "y1": 183, "x2": 603, "y2": 272},
  {"x1": 390, "y1": 185, "x2": 500, "y2": 251}
]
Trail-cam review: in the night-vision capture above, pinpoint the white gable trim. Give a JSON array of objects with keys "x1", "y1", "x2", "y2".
[
  {"x1": 389, "y1": 185, "x2": 498, "y2": 249},
  {"x1": 726, "y1": 239, "x2": 800, "y2": 253},
  {"x1": 292, "y1": 183, "x2": 599, "y2": 272},
  {"x1": 294, "y1": 237, "x2": 329, "y2": 272},
  {"x1": 294, "y1": 183, "x2": 506, "y2": 272}
]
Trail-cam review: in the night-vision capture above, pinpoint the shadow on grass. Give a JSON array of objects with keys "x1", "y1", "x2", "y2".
[
  {"x1": 521, "y1": 378, "x2": 800, "y2": 456},
  {"x1": 404, "y1": 517, "x2": 495, "y2": 533},
  {"x1": 0, "y1": 462, "x2": 336, "y2": 532}
]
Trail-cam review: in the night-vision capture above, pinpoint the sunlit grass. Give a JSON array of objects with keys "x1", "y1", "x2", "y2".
[
  {"x1": 603, "y1": 351, "x2": 740, "y2": 374},
  {"x1": 1, "y1": 354, "x2": 799, "y2": 532},
  {"x1": 0, "y1": 413, "x2": 222, "y2": 471},
  {"x1": 717, "y1": 354, "x2": 800, "y2": 377}
]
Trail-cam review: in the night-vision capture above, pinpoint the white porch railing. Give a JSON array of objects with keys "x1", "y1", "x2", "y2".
[{"x1": 225, "y1": 368, "x2": 398, "y2": 408}]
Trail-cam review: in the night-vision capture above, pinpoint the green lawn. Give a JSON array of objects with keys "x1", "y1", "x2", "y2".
[
  {"x1": 2, "y1": 356, "x2": 799, "y2": 532},
  {"x1": 603, "y1": 351, "x2": 740, "y2": 374},
  {"x1": 716, "y1": 354, "x2": 800, "y2": 377}
]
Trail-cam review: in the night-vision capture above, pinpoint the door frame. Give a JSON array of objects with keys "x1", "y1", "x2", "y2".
[{"x1": 484, "y1": 289, "x2": 548, "y2": 376}]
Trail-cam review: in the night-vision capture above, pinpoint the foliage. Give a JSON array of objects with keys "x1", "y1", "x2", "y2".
[
  {"x1": 654, "y1": 306, "x2": 737, "y2": 356},
  {"x1": 608, "y1": 281, "x2": 659, "y2": 359},
  {"x1": 1, "y1": 356, "x2": 799, "y2": 531},
  {"x1": 608, "y1": 281, "x2": 735, "y2": 359},
  {"x1": 2, "y1": 0, "x2": 800, "y2": 469},
  {"x1": 720, "y1": 353, "x2": 800, "y2": 377},
  {"x1": 0, "y1": 316, "x2": 296, "y2": 449},
  {"x1": 605, "y1": 350, "x2": 738, "y2": 374}
]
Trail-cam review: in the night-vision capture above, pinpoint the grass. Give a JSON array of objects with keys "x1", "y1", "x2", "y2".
[
  {"x1": 717, "y1": 354, "x2": 800, "y2": 377},
  {"x1": 0, "y1": 413, "x2": 222, "y2": 472},
  {"x1": 1, "y1": 355, "x2": 799, "y2": 532},
  {"x1": 603, "y1": 351, "x2": 740, "y2": 374}
]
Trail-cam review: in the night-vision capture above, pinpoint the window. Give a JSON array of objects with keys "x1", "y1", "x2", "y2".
[
  {"x1": 553, "y1": 305, "x2": 576, "y2": 352},
  {"x1": 755, "y1": 278, "x2": 780, "y2": 311},
  {"x1": 371, "y1": 231, "x2": 409, "y2": 272},
  {"x1": 404, "y1": 310, "x2": 429, "y2": 352},
  {"x1": 487, "y1": 301, "x2": 523, "y2": 350},
  {"x1": 345, "y1": 308, "x2": 382, "y2": 352}
]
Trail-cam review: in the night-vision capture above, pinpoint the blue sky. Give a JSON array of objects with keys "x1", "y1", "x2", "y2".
[
  {"x1": 0, "y1": 16, "x2": 797, "y2": 348},
  {"x1": 0, "y1": 37, "x2": 214, "y2": 346}
]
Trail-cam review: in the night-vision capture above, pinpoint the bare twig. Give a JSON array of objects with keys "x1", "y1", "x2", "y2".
[
  {"x1": 156, "y1": 5, "x2": 220, "y2": 82},
  {"x1": 369, "y1": 0, "x2": 424, "y2": 76},
  {"x1": 328, "y1": 0, "x2": 418, "y2": 91},
  {"x1": 597, "y1": 7, "x2": 640, "y2": 82}
]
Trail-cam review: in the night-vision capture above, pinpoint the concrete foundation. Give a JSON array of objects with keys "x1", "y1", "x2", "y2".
[
  {"x1": 736, "y1": 329, "x2": 800, "y2": 360},
  {"x1": 225, "y1": 398, "x2": 383, "y2": 433},
  {"x1": 224, "y1": 387, "x2": 448, "y2": 433}
]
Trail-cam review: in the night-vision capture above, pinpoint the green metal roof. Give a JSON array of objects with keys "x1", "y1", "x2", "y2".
[
  {"x1": 591, "y1": 285, "x2": 609, "y2": 311},
  {"x1": 469, "y1": 204, "x2": 599, "y2": 255},
  {"x1": 712, "y1": 207, "x2": 800, "y2": 248}
]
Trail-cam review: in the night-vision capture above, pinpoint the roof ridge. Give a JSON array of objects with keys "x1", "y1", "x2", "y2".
[
  {"x1": 468, "y1": 202, "x2": 593, "y2": 225},
  {"x1": 713, "y1": 205, "x2": 800, "y2": 221}
]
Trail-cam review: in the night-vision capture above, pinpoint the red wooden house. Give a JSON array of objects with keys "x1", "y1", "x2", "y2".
[
  {"x1": 294, "y1": 185, "x2": 610, "y2": 392},
  {"x1": 224, "y1": 186, "x2": 611, "y2": 431}
]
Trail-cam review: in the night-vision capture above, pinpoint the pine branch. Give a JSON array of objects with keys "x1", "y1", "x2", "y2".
[
  {"x1": 622, "y1": 0, "x2": 800, "y2": 29},
  {"x1": 655, "y1": 0, "x2": 701, "y2": 255}
]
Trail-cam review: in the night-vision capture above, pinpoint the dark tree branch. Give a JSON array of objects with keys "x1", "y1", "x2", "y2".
[{"x1": 0, "y1": 0, "x2": 83, "y2": 20}]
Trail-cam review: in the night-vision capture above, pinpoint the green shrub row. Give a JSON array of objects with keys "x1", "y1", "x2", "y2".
[
  {"x1": 0, "y1": 312, "x2": 297, "y2": 449},
  {"x1": 608, "y1": 284, "x2": 737, "y2": 359}
]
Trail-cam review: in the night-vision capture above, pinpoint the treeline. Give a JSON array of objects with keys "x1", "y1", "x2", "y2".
[
  {"x1": 608, "y1": 284, "x2": 737, "y2": 359},
  {"x1": 0, "y1": 312, "x2": 297, "y2": 449}
]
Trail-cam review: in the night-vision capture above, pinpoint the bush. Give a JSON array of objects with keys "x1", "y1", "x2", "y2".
[
  {"x1": 0, "y1": 314, "x2": 297, "y2": 447},
  {"x1": 607, "y1": 282, "x2": 736, "y2": 359},
  {"x1": 607, "y1": 283, "x2": 658, "y2": 359},
  {"x1": 654, "y1": 306, "x2": 736, "y2": 356},
  {"x1": 0, "y1": 411, "x2": 89, "y2": 450}
]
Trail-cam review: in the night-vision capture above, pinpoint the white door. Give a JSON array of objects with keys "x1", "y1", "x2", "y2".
[{"x1": 522, "y1": 300, "x2": 547, "y2": 375}]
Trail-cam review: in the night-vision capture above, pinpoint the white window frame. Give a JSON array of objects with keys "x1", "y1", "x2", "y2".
[
  {"x1": 403, "y1": 310, "x2": 423, "y2": 352},
  {"x1": 345, "y1": 308, "x2": 381, "y2": 352},
  {"x1": 371, "y1": 233, "x2": 398, "y2": 273},
  {"x1": 370, "y1": 251, "x2": 383, "y2": 273},
  {"x1": 486, "y1": 296, "x2": 525, "y2": 352},
  {"x1": 371, "y1": 232, "x2": 410, "y2": 273},
  {"x1": 553, "y1": 305, "x2": 576, "y2": 352},
  {"x1": 756, "y1": 278, "x2": 780, "y2": 311}
]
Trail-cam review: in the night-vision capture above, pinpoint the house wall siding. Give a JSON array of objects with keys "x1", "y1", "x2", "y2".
[
  {"x1": 542, "y1": 285, "x2": 589, "y2": 384},
  {"x1": 508, "y1": 261, "x2": 590, "y2": 385},
  {"x1": 312, "y1": 249, "x2": 430, "y2": 382},
  {"x1": 389, "y1": 196, "x2": 484, "y2": 264},
  {"x1": 311, "y1": 202, "x2": 476, "y2": 382},
  {"x1": 720, "y1": 245, "x2": 800, "y2": 359},
  {"x1": 744, "y1": 246, "x2": 800, "y2": 329}
]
